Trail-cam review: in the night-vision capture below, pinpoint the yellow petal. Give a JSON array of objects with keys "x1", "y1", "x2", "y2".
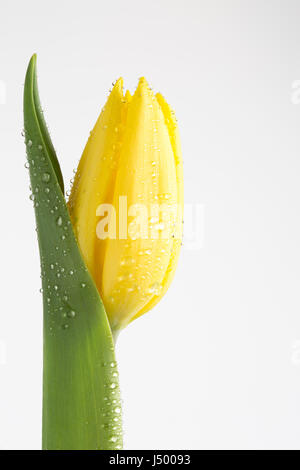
[
  {"x1": 101, "y1": 78, "x2": 179, "y2": 330},
  {"x1": 68, "y1": 78, "x2": 127, "y2": 280},
  {"x1": 125, "y1": 89, "x2": 132, "y2": 102},
  {"x1": 130, "y1": 92, "x2": 183, "y2": 321}
]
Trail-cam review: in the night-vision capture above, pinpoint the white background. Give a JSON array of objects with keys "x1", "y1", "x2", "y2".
[{"x1": 1, "y1": 0, "x2": 300, "y2": 450}]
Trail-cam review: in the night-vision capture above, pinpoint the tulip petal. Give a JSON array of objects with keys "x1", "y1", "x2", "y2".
[
  {"x1": 68, "y1": 79, "x2": 127, "y2": 280},
  {"x1": 131, "y1": 93, "x2": 183, "y2": 321},
  {"x1": 101, "y1": 78, "x2": 179, "y2": 330}
]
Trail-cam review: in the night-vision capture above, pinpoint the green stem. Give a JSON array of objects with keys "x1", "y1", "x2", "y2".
[{"x1": 42, "y1": 299, "x2": 123, "y2": 450}]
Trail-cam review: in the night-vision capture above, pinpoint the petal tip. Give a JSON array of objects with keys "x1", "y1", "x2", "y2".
[
  {"x1": 113, "y1": 77, "x2": 124, "y2": 95},
  {"x1": 125, "y1": 89, "x2": 132, "y2": 102},
  {"x1": 134, "y1": 76, "x2": 153, "y2": 99}
]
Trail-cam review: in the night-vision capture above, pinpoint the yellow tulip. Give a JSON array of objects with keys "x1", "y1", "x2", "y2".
[{"x1": 68, "y1": 77, "x2": 183, "y2": 334}]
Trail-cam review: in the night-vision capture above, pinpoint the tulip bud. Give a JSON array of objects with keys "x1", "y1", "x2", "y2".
[{"x1": 68, "y1": 77, "x2": 183, "y2": 333}]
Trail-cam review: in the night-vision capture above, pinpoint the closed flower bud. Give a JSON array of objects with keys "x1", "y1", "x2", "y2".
[{"x1": 68, "y1": 77, "x2": 183, "y2": 334}]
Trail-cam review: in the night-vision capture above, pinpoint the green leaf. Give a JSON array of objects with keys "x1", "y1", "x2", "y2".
[
  {"x1": 23, "y1": 54, "x2": 123, "y2": 450},
  {"x1": 25, "y1": 55, "x2": 65, "y2": 194}
]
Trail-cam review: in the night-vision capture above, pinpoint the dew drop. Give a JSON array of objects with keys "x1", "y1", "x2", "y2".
[
  {"x1": 120, "y1": 256, "x2": 135, "y2": 267},
  {"x1": 147, "y1": 282, "x2": 162, "y2": 295},
  {"x1": 42, "y1": 172, "x2": 50, "y2": 182}
]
